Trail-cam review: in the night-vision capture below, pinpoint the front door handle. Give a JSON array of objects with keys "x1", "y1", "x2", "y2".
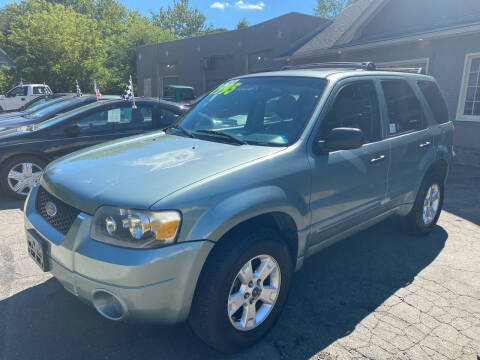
[
  {"x1": 21, "y1": 97, "x2": 26, "y2": 101},
  {"x1": 419, "y1": 141, "x2": 431, "y2": 148},
  {"x1": 370, "y1": 155, "x2": 386, "y2": 164}
]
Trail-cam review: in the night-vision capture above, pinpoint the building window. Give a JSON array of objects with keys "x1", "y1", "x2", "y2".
[
  {"x1": 377, "y1": 58, "x2": 429, "y2": 74},
  {"x1": 143, "y1": 78, "x2": 151, "y2": 97},
  {"x1": 457, "y1": 53, "x2": 480, "y2": 121}
]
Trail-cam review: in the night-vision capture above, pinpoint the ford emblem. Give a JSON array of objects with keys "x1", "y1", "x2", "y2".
[{"x1": 45, "y1": 201, "x2": 58, "y2": 217}]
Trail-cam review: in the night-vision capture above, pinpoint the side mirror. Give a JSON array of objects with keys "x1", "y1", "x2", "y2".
[
  {"x1": 314, "y1": 127, "x2": 364, "y2": 154},
  {"x1": 65, "y1": 124, "x2": 81, "y2": 137}
]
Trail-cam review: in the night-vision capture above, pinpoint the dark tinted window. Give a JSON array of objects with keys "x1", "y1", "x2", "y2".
[
  {"x1": 382, "y1": 79, "x2": 425, "y2": 135},
  {"x1": 320, "y1": 81, "x2": 381, "y2": 143},
  {"x1": 418, "y1": 81, "x2": 449, "y2": 124},
  {"x1": 153, "y1": 107, "x2": 179, "y2": 128},
  {"x1": 75, "y1": 109, "x2": 113, "y2": 134},
  {"x1": 7, "y1": 86, "x2": 27, "y2": 97}
]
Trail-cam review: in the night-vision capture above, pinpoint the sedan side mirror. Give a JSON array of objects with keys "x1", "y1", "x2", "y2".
[
  {"x1": 314, "y1": 127, "x2": 364, "y2": 154},
  {"x1": 65, "y1": 124, "x2": 81, "y2": 137}
]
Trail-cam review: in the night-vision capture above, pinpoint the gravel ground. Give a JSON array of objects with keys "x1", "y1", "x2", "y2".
[{"x1": 0, "y1": 165, "x2": 479, "y2": 360}]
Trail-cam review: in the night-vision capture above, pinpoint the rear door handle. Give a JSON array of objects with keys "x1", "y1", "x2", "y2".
[
  {"x1": 419, "y1": 141, "x2": 431, "y2": 148},
  {"x1": 370, "y1": 155, "x2": 386, "y2": 164}
]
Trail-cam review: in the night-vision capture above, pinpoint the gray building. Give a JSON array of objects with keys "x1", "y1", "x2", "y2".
[
  {"x1": 282, "y1": 0, "x2": 480, "y2": 164},
  {"x1": 136, "y1": 12, "x2": 328, "y2": 97}
]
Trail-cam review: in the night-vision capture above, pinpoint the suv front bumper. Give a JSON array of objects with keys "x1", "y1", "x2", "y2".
[{"x1": 24, "y1": 186, "x2": 213, "y2": 324}]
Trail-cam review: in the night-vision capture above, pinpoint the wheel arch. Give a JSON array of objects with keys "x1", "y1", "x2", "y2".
[{"x1": 0, "y1": 150, "x2": 51, "y2": 168}]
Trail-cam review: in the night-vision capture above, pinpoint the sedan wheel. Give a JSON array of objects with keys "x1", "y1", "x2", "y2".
[{"x1": 7, "y1": 162, "x2": 43, "y2": 196}]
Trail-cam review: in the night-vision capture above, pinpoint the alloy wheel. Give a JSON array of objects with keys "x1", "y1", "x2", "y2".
[
  {"x1": 227, "y1": 254, "x2": 281, "y2": 331},
  {"x1": 422, "y1": 183, "x2": 440, "y2": 225},
  {"x1": 7, "y1": 162, "x2": 43, "y2": 196}
]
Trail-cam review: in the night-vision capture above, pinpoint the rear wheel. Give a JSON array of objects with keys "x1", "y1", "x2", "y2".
[
  {"x1": 404, "y1": 173, "x2": 444, "y2": 235},
  {"x1": 189, "y1": 227, "x2": 293, "y2": 353},
  {"x1": 0, "y1": 155, "x2": 45, "y2": 199}
]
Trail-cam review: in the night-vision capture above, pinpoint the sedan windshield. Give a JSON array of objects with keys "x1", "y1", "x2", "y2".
[
  {"x1": 25, "y1": 98, "x2": 80, "y2": 120},
  {"x1": 175, "y1": 76, "x2": 327, "y2": 146},
  {"x1": 24, "y1": 97, "x2": 66, "y2": 112}
]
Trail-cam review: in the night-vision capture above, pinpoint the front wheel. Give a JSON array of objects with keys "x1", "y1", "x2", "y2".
[
  {"x1": 404, "y1": 173, "x2": 444, "y2": 235},
  {"x1": 189, "y1": 228, "x2": 293, "y2": 353},
  {"x1": 0, "y1": 155, "x2": 45, "y2": 199}
]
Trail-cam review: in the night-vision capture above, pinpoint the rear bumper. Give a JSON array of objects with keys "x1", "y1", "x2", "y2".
[{"x1": 24, "y1": 185, "x2": 214, "y2": 324}]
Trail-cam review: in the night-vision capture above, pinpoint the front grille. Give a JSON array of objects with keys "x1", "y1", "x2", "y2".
[{"x1": 36, "y1": 187, "x2": 80, "y2": 235}]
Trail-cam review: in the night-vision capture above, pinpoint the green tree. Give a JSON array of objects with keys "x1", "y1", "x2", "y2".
[
  {"x1": 314, "y1": 0, "x2": 356, "y2": 18},
  {"x1": 107, "y1": 12, "x2": 175, "y2": 92},
  {"x1": 0, "y1": 0, "x2": 176, "y2": 94},
  {"x1": 0, "y1": 1, "x2": 108, "y2": 92},
  {"x1": 150, "y1": 0, "x2": 212, "y2": 38},
  {"x1": 236, "y1": 17, "x2": 248, "y2": 30},
  {"x1": 0, "y1": 65, "x2": 17, "y2": 94}
]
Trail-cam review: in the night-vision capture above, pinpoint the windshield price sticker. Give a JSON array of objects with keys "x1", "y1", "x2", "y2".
[{"x1": 211, "y1": 81, "x2": 242, "y2": 95}]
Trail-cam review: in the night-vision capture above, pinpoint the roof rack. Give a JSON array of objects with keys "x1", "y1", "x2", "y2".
[
  {"x1": 375, "y1": 67, "x2": 425, "y2": 74},
  {"x1": 282, "y1": 61, "x2": 425, "y2": 74},
  {"x1": 282, "y1": 62, "x2": 377, "y2": 71}
]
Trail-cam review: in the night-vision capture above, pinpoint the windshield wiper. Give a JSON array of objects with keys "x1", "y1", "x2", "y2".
[
  {"x1": 196, "y1": 129, "x2": 248, "y2": 145},
  {"x1": 164, "y1": 124, "x2": 196, "y2": 138}
]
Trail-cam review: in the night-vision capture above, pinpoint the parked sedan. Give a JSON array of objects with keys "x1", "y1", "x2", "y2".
[
  {"x1": 0, "y1": 93, "x2": 67, "y2": 118},
  {"x1": 0, "y1": 96, "x2": 112, "y2": 132},
  {"x1": 0, "y1": 98, "x2": 185, "y2": 198}
]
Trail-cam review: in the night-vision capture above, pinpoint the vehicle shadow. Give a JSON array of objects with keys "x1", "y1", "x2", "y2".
[
  {"x1": 0, "y1": 218, "x2": 447, "y2": 360},
  {"x1": 0, "y1": 199, "x2": 24, "y2": 211},
  {"x1": 443, "y1": 164, "x2": 480, "y2": 226}
]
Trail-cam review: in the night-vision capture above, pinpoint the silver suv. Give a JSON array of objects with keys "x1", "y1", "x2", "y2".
[{"x1": 25, "y1": 63, "x2": 454, "y2": 352}]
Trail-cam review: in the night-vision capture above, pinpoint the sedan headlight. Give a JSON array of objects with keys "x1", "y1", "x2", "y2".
[{"x1": 91, "y1": 206, "x2": 181, "y2": 249}]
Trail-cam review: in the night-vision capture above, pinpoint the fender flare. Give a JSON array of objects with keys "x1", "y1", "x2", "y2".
[{"x1": 185, "y1": 185, "x2": 307, "y2": 244}]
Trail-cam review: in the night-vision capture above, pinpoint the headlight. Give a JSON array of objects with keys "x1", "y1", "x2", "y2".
[{"x1": 90, "y1": 206, "x2": 181, "y2": 249}]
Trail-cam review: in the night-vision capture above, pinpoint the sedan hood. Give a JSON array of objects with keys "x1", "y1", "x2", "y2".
[
  {"x1": 0, "y1": 116, "x2": 34, "y2": 131},
  {"x1": 42, "y1": 132, "x2": 284, "y2": 214},
  {"x1": 0, "y1": 111, "x2": 23, "y2": 120}
]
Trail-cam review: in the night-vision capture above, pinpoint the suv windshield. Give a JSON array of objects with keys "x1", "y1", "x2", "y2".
[
  {"x1": 175, "y1": 77, "x2": 327, "y2": 146},
  {"x1": 25, "y1": 98, "x2": 81, "y2": 120}
]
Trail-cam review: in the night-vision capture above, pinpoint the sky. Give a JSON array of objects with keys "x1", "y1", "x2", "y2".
[
  {"x1": 119, "y1": 0, "x2": 317, "y2": 30},
  {"x1": 0, "y1": 0, "x2": 317, "y2": 30}
]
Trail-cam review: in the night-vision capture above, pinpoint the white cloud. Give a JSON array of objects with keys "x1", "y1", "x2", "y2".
[
  {"x1": 210, "y1": 2, "x2": 231, "y2": 9},
  {"x1": 235, "y1": 1, "x2": 265, "y2": 10}
]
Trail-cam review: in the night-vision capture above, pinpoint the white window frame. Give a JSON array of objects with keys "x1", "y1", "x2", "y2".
[
  {"x1": 377, "y1": 58, "x2": 430, "y2": 74},
  {"x1": 456, "y1": 52, "x2": 480, "y2": 122}
]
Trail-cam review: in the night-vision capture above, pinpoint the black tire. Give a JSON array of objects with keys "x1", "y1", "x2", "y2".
[
  {"x1": 404, "y1": 172, "x2": 445, "y2": 236},
  {"x1": 0, "y1": 155, "x2": 46, "y2": 199},
  {"x1": 189, "y1": 227, "x2": 293, "y2": 353}
]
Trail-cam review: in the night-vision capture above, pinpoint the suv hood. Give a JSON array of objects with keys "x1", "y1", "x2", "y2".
[{"x1": 41, "y1": 132, "x2": 284, "y2": 214}]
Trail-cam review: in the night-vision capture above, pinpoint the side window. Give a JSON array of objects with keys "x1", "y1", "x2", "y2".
[
  {"x1": 381, "y1": 79, "x2": 425, "y2": 135},
  {"x1": 7, "y1": 87, "x2": 27, "y2": 97},
  {"x1": 153, "y1": 107, "x2": 179, "y2": 128},
  {"x1": 75, "y1": 110, "x2": 113, "y2": 134},
  {"x1": 33, "y1": 87, "x2": 47, "y2": 95},
  {"x1": 109, "y1": 105, "x2": 154, "y2": 131},
  {"x1": 417, "y1": 81, "x2": 449, "y2": 124},
  {"x1": 320, "y1": 81, "x2": 381, "y2": 143}
]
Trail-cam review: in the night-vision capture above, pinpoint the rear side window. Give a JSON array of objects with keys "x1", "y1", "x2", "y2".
[
  {"x1": 418, "y1": 81, "x2": 449, "y2": 124},
  {"x1": 381, "y1": 79, "x2": 425, "y2": 135}
]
